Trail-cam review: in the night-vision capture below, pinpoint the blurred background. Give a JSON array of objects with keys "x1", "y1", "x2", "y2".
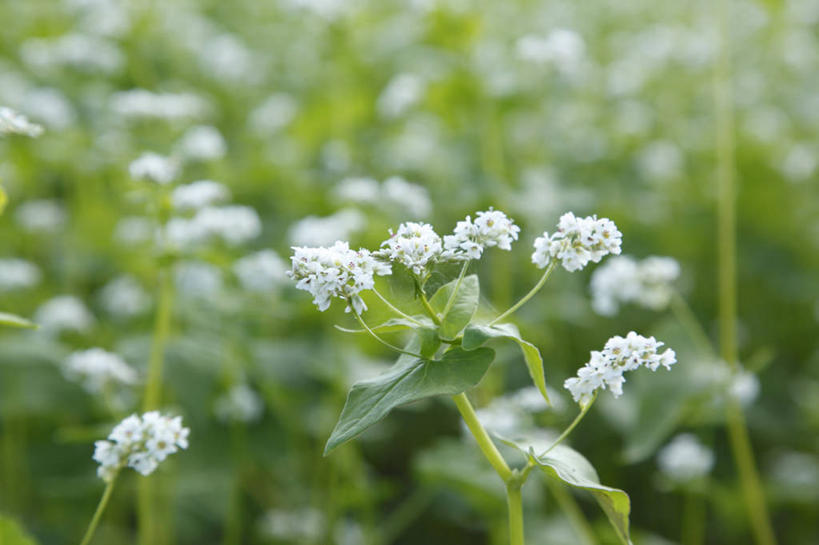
[{"x1": 0, "y1": 0, "x2": 817, "y2": 544}]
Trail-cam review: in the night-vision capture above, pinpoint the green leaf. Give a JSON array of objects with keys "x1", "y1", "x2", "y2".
[
  {"x1": 417, "y1": 327, "x2": 442, "y2": 358},
  {"x1": 325, "y1": 336, "x2": 495, "y2": 455},
  {"x1": 334, "y1": 316, "x2": 433, "y2": 334},
  {"x1": 463, "y1": 323, "x2": 549, "y2": 405},
  {"x1": 0, "y1": 312, "x2": 37, "y2": 329},
  {"x1": 501, "y1": 433, "x2": 632, "y2": 545},
  {"x1": 429, "y1": 274, "x2": 479, "y2": 340},
  {"x1": 0, "y1": 185, "x2": 7, "y2": 215},
  {"x1": 0, "y1": 514, "x2": 39, "y2": 545}
]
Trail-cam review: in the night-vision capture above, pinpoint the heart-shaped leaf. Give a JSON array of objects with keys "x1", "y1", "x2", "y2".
[
  {"x1": 463, "y1": 323, "x2": 549, "y2": 405},
  {"x1": 0, "y1": 312, "x2": 37, "y2": 329},
  {"x1": 325, "y1": 337, "x2": 495, "y2": 455},
  {"x1": 430, "y1": 274, "x2": 479, "y2": 341}
]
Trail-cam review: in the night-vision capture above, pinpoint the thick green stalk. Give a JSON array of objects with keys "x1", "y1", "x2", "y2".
[
  {"x1": 713, "y1": 0, "x2": 777, "y2": 542},
  {"x1": 506, "y1": 483, "x2": 525, "y2": 545},
  {"x1": 489, "y1": 262, "x2": 556, "y2": 326},
  {"x1": 451, "y1": 393, "x2": 513, "y2": 482},
  {"x1": 80, "y1": 476, "x2": 118, "y2": 545}
]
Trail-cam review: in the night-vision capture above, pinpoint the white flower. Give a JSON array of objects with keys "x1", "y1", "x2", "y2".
[
  {"x1": 0, "y1": 258, "x2": 41, "y2": 291},
  {"x1": 172, "y1": 180, "x2": 231, "y2": 211},
  {"x1": 20, "y1": 33, "x2": 123, "y2": 74},
  {"x1": 129, "y1": 152, "x2": 178, "y2": 184},
  {"x1": 174, "y1": 261, "x2": 223, "y2": 298},
  {"x1": 729, "y1": 370, "x2": 760, "y2": 406},
  {"x1": 288, "y1": 209, "x2": 365, "y2": 247},
  {"x1": 214, "y1": 383, "x2": 264, "y2": 423},
  {"x1": 377, "y1": 73, "x2": 425, "y2": 118},
  {"x1": 34, "y1": 295, "x2": 95, "y2": 335},
  {"x1": 0, "y1": 106, "x2": 44, "y2": 137},
  {"x1": 288, "y1": 241, "x2": 391, "y2": 314},
  {"x1": 590, "y1": 255, "x2": 680, "y2": 315},
  {"x1": 248, "y1": 93, "x2": 298, "y2": 134},
  {"x1": 260, "y1": 508, "x2": 325, "y2": 541},
  {"x1": 98, "y1": 276, "x2": 151, "y2": 319},
  {"x1": 516, "y1": 29, "x2": 585, "y2": 74},
  {"x1": 332, "y1": 177, "x2": 381, "y2": 205},
  {"x1": 233, "y1": 250, "x2": 288, "y2": 293},
  {"x1": 564, "y1": 332, "x2": 676, "y2": 405},
  {"x1": 381, "y1": 176, "x2": 431, "y2": 218},
  {"x1": 165, "y1": 206, "x2": 262, "y2": 249},
  {"x1": 93, "y1": 412, "x2": 190, "y2": 481},
  {"x1": 443, "y1": 208, "x2": 520, "y2": 260},
  {"x1": 63, "y1": 348, "x2": 138, "y2": 393},
  {"x1": 114, "y1": 216, "x2": 154, "y2": 244},
  {"x1": 14, "y1": 200, "x2": 66, "y2": 233},
  {"x1": 176, "y1": 125, "x2": 227, "y2": 161},
  {"x1": 111, "y1": 89, "x2": 209, "y2": 121},
  {"x1": 532, "y1": 212, "x2": 622, "y2": 272},
  {"x1": 657, "y1": 433, "x2": 714, "y2": 482},
  {"x1": 378, "y1": 222, "x2": 442, "y2": 275}
]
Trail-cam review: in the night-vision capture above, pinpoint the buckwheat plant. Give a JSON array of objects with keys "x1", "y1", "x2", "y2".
[{"x1": 289, "y1": 209, "x2": 677, "y2": 544}]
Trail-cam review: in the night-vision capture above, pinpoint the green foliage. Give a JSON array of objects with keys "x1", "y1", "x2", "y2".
[
  {"x1": 429, "y1": 274, "x2": 480, "y2": 341},
  {"x1": 0, "y1": 312, "x2": 37, "y2": 329},
  {"x1": 0, "y1": 515, "x2": 39, "y2": 545}
]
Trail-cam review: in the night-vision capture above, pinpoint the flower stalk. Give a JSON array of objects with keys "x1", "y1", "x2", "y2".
[{"x1": 79, "y1": 473, "x2": 118, "y2": 545}]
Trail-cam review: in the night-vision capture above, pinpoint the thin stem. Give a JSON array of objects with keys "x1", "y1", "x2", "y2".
[
  {"x1": 441, "y1": 260, "x2": 470, "y2": 320},
  {"x1": 670, "y1": 292, "x2": 716, "y2": 357},
  {"x1": 351, "y1": 306, "x2": 424, "y2": 359},
  {"x1": 376, "y1": 488, "x2": 433, "y2": 545},
  {"x1": 416, "y1": 283, "x2": 441, "y2": 325},
  {"x1": 372, "y1": 288, "x2": 423, "y2": 325},
  {"x1": 542, "y1": 394, "x2": 597, "y2": 457},
  {"x1": 80, "y1": 475, "x2": 118, "y2": 545},
  {"x1": 489, "y1": 262, "x2": 556, "y2": 326},
  {"x1": 451, "y1": 393, "x2": 513, "y2": 482},
  {"x1": 682, "y1": 489, "x2": 706, "y2": 545},
  {"x1": 142, "y1": 267, "x2": 174, "y2": 411},
  {"x1": 507, "y1": 483, "x2": 525, "y2": 545},
  {"x1": 546, "y1": 478, "x2": 598, "y2": 545}
]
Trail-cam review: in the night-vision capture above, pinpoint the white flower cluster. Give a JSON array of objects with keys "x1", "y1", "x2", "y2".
[
  {"x1": 289, "y1": 241, "x2": 391, "y2": 314},
  {"x1": 443, "y1": 208, "x2": 520, "y2": 260},
  {"x1": 34, "y1": 295, "x2": 95, "y2": 335},
  {"x1": 590, "y1": 255, "x2": 680, "y2": 315},
  {"x1": 0, "y1": 258, "x2": 41, "y2": 291},
  {"x1": 93, "y1": 412, "x2": 189, "y2": 482},
  {"x1": 288, "y1": 209, "x2": 365, "y2": 247},
  {"x1": 378, "y1": 222, "x2": 442, "y2": 275},
  {"x1": 98, "y1": 275, "x2": 151, "y2": 319},
  {"x1": 165, "y1": 205, "x2": 262, "y2": 248},
  {"x1": 63, "y1": 348, "x2": 138, "y2": 393},
  {"x1": 176, "y1": 125, "x2": 226, "y2": 161},
  {"x1": 129, "y1": 152, "x2": 179, "y2": 184},
  {"x1": 20, "y1": 33, "x2": 123, "y2": 74},
  {"x1": 233, "y1": 249, "x2": 288, "y2": 293},
  {"x1": 14, "y1": 199, "x2": 66, "y2": 233},
  {"x1": 0, "y1": 106, "x2": 44, "y2": 137},
  {"x1": 657, "y1": 433, "x2": 714, "y2": 482},
  {"x1": 171, "y1": 180, "x2": 231, "y2": 211},
  {"x1": 111, "y1": 89, "x2": 209, "y2": 121},
  {"x1": 564, "y1": 331, "x2": 676, "y2": 405},
  {"x1": 532, "y1": 212, "x2": 622, "y2": 272},
  {"x1": 214, "y1": 383, "x2": 264, "y2": 423},
  {"x1": 332, "y1": 176, "x2": 431, "y2": 218}
]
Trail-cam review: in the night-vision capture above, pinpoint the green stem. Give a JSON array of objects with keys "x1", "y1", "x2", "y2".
[
  {"x1": 372, "y1": 288, "x2": 423, "y2": 325},
  {"x1": 416, "y1": 282, "x2": 441, "y2": 325},
  {"x1": 489, "y1": 262, "x2": 556, "y2": 326},
  {"x1": 682, "y1": 489, "x2": 706, "y2": 545},
  {"x1": 507, "y1": 483, "x2": 525, "y2": 545},
  {"x1": 351, "y1": 306, "x2": 424, "y2": 359},
  {"x1": 441, "y1": 261, "x2": 469, "y2": 320},
  {"x1": 542, "y1": 394, "x2": 596, "y2": 456},
  {"x1": 80, "y1": 475, "x2": 118, "y2": 545},
  {"x1": 546, "y1": 478, "x2": 598, "y2": 545},
  {"x1": 142, "y1": 267, "x2": 174, "y2": 411},
  {"x1": 451, "y1": 393, "x2": 513, "y2": 482}
]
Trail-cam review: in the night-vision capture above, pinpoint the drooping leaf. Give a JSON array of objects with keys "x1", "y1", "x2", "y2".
[
  {"x1": 429, "y1": 274, "x2": 479, "y2": 340},
  {"x1": 334, "y1": 316, "x2": 433, "y2": 334},
  {"x1": 501, "y1": 432, "x2": 632, "y2": 545},
  {"x1": 463, "y1": 323, "x2": 549, "y2": 405},
  {"x1": 325, "y1": 336, "x2": 494, "y2": 455},
  {"x1": 0, "y1": 515, "x2": 39, "y2": 545},
  {"x1": 0, "y1": 312, "x2": 37, "y2": 329}
]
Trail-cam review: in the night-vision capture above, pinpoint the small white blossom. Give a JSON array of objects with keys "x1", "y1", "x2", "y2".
[
  {"x1": 233, "y1": 250, "x2": 288, "y2": 293},
  {"x1": 165, "y1": 206, "x2": 262, "y2": 249},
  {"x1": 516, "y1": 29, "x2": 585, "y2": 74},
  {"x1": 214, "y1": 383, "x2": 264, "y2": 423},
  {"x1": 0, "y1": 106, "x2": 43, "y2": 137},
  {"x1": 381, "y1": 176, "x2": 431, "y2": 218},
  {"x1": 248, "y1": 93, "x2": 298, "y2": 134},
  {"x1": 93, "y1": 412, "x2": 189, "y2": 481},
  {"x1": 0, "y1": 258, "x2": 41, "y2": 291},
  {"x1": 34, "y1": 295, "x2": 95, "y2": 335},
  {"x1": 14, "y1": 200, "x2": 66, "y2": 233},
  {"x1": 564, "y1": 332, "x2": 676, "y2": 405},
  {"x1": 172, "y1": 180, "x2": 231, "y2": 211},
  {"x1": 114, "y1": 216, "x2": 153, "y2": 244},
  {"x1": 590, "y1": 255, "x2": 680, "y2": 315},
  {"x1": 532, "y1": 212, "x2": 622, "y2": 272},
  {"x1": 174, "y1": 261, "x2": 223, "y2": 299},
  {"x1": 443, "y1": 208, "x2": 520, "y2": 260},
  {"x1": 657, "y1": 433, "x2": 714, "y2": 482},
  {"x1": 377, "y1": 73, "x2": 425, "y2": 118},
  {"x1": 288, "y1": 209, "x2": 365, "y2": 247},
  {"x1": 98, "y1": 276, "x2": 151, "y2": 318},
  {"x1": 63, "y1": 348, "x2": 138, "y2": 393},
  {"x1": 176, "y1": 125, "x2": 227, "y2": 161},
  {"x1": 260, "y1": 508, "x2": 325, "y2": 542},
  {"x1": 129, "y1": 153, "x2": 179, "y2": 184},
  {"x1": 289, "y1": 241, "x2": 391, "y2": 314},
  {"x1": 378, "y1": 222, "x2": 442, "y2": 275},
  {"x1": 20, "y1": 33, "x2": 123, "y2": 74},
  {"x1": 111, "y1": 89, "x2": 209, "y2": 121},
  {"x1": 729, "y1": 370, "x2": 760, "y2": 406}
]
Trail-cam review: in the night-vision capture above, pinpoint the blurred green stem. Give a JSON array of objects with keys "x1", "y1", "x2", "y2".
[
  {"x1": 713, "y1": 0, "x2": 777, "y2": 542},
  {"x1": 546, "y1": 478, "x2": 597, "y2": 545},
  {"x1": 682, "y1": 490, "x2": 705, "y2": 545},
  {"x1": 489, "y1": 262, "x2": 556, "y2": 326},
  {"x1": 542, "y1": 394, "x2": 596, "y2": 457},
  {"x1": 80, "y1": 475, "x2": 118, "y2": 545}
]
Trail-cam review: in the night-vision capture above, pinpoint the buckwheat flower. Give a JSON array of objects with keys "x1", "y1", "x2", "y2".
[
  {"x1": 657, "y1": 433, "x2": 714, "y2": 482},
  {"x1": 20, "y1": 33, "x2": 124, "y2": 74},
  {"x1": 176, "y1": 125, "x2": 227, "y2": 161},
  {"x1": 63, "y1": 348, "x2": 138, "y2": 393},
  {"x1": 443, "y1": 208, "x2": 520, "y2": 260},
  {"x1": 289, "y1": 241, "x2": 391, "y2": 314},
  {"x1": 174, "y1": 261, "x2": 223, "y2": 299},
  {"x1": 378, "y1": 222, "x2": 442, "y2": 275},
  {"x1": 233, "y1": 249, "x2": 288, "y2": 293},
  {"x1": 377, "y1": 73, "x2": 425, "y2": 118},
  {"x1": 114, "y1": 216, "x2": 153, "y2": 244},
  {"x1": 98, "y1": 275, "x2": 151, "y2": 319},
  {"x1": 0, "y1": 258, "x2": 41, "y2": 291},
  {"x1": 248, "y1": 93, "x2": 298, "y2": 134},
  {"x1": 382, "y1": 176, "x2": 431, "y2": 218},
  {"x1": 192, "y1": 205, "x2": 262, "y2": 246},
  {"x1": 214, "y1": 383, "x2": 264, "y2": 423},
  {"x1": 260, "y1": 508, "x2": 325, "y2": 542},
  {"x1": 532, "y1": 212, "x2": 622, "y2": 272},
  {"x1": 0, "y1": 106, "x2": 44, "y2": 137},
  {"x1": 332, "y1": 177, "x2": 381, "y2": 205},
  {"x1": 34, "y1": 295, "x2": 95, "y2": 335},
  {"x1": 288, "y1": 209, "x2": 365, "y2": 247},
  {"x1": 590, "y1": 255, "x2": 680, "y2": 315},
  {"x1": 129, "y1": 152, "x2": 178, "y2": 184},
  {"x1": 564, "y1": 331, "x2": 676, "y2": 405},
  {"x1": 93, "y1": 411, "x2": 189, "y2": 481},
  {"x1": 172, "y1": 180, "x2": 231, "y2": 211},
  {"x1": 111, "y1": 89, "x2": 209, "y2": 121},
  {"x1": 14, "y1": 199, "x2": 66, "y2": 233}
]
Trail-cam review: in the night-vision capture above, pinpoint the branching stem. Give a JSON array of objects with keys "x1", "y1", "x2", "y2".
[{"x1": 489, "y1": 262, "x2": 556, "y2": 326}]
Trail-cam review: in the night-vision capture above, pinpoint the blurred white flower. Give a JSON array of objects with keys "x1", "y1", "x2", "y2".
[
  {"x1": 20, "y1": 33, "x2": 123, "y2": 74},
  {"x1": 248, "y1": 93, "x2": 298, "y2": 134},
  {"x1": 637, "y1": 140, "x2": 683, "y2": 182},
  {"x1": 288, "y1": 208, "x2": 365, "y2": 247},
  {"x1": 174, "y1": 261, "x2": 223, "y2": 298},
  {"x1": 233, "y1": 249, "x2": 288, "y2": 293},
  {"x1": 114, "y1": 216, "x2": 154, "y2": 244},
  {"x1": 129, "y1": 153, "x2": 179, "y2": 184},
  {"x1": 382, "y1": 176, "x2": 431, "y2": 218},
  {"x1": 166, "y1": 205, "x2": 261, "y2": 249},
  {"x1": 516, "y1": 29, "x2": 585, "y2": 74},
  {"x1": 21, "y1": 88, "x2": 76, "y2": 131},
  {"x1": 259, "y1": 508, "x2": 324, "y2": 542},
  {"x1": 730, "y1": 369, "x2": 760, "y2": 406},
  {"x1": 0, "y1": 258, "x2": 41, "y2": 291},
  {"x1": 172, "y1": 180, "x2": 231, "y2": 211},
  {"x1": 781, "y1": 143, "x2": 816, "y2": 182},
  {"x1": 590, "y1": 255, "x2": 680, "y2": 316},
  {"x1": 332, "y1": 177, "x2": 381, "y2": 205},
  {"x1": 176, "y1": 125, "x2": 227, "y2": 161},
  {"x1": 93, "y1": 412, "x2": 189, "y2": 481},
  {"x1": 532, "y1": 212, "x2": 622, "y2": 272},
  {"x1": 111, "y1": 89, "x2": 209, "y2": 121},
  {"x1": 198, "y1": 34, "x2": 257, "y2": 83},
  {"x1": 63, "y1": 348, "x2": 138, "y2": 393},
  {"x1": 14, "y1": 199, "x2": 66, "y2": 233},
  {"x1": 98, "y1": 276, "x2": 151, "y2": 319},
  {"x1": 377, "y1": 73, "x2": 425, "y2": 118},
  {"x1": 214, "y1": 383, "x2": 264, "y2": 423},
  {"x1": 443, "y1": 208, "x2": 520, "y2": 260},
  {"x1": 34, "y1": 295, "x2": 95, "y2": 335},
  {"x1": 0, "y1": 106, "x2": 44, "y2": 137},
  {"x1": 657, "y1": 433, "x2": 714, "y2": 482}
]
